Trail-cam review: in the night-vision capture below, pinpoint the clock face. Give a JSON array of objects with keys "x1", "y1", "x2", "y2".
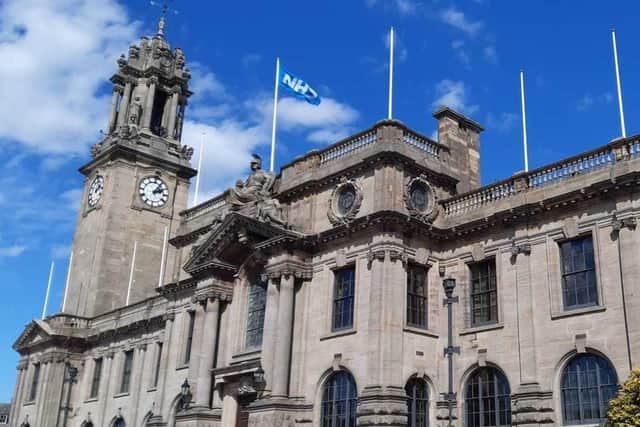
[
  {"x1": 88, "y1": 176, "x2": 104, "y2": 207},
  {"x1": 139, "y1": 176, "x2": 169, "y2": 208}
]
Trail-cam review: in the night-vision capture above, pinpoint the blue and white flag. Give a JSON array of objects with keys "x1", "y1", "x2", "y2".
[{"x1": 279, "y1": 67, "x2": 321, "y2": 105}]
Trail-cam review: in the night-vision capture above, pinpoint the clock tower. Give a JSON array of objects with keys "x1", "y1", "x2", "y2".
[{"x1": 63, "y1": 17, "x2": 196, "y2": 317}]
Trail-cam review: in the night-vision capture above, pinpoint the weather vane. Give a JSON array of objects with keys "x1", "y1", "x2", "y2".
[{"x1": 150, "y1": 0, "x2": 178, "y2": 36}]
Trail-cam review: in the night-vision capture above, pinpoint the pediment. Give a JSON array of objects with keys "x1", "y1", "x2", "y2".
[
  {"x1": 183, "y1": 213, "x2": 300, "y2": 278},
  {"x1": 13, "y1": 320, "x2": 54, "y2": 351}
]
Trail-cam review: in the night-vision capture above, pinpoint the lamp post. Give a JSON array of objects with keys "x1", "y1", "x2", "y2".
[
  {"x1": 179, "y1": 378, "x2": 192, "y2": 411},
  {"x1": 61, "y1": 363, "x2": 78, "y2": 427},
  {"x1": 442, "y1": 278, "x2": 459, "y2": 427}
]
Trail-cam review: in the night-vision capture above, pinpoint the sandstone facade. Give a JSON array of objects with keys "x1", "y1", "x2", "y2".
[{"x1": 9, "y1": 20, "x2": 640, "y2": 427}]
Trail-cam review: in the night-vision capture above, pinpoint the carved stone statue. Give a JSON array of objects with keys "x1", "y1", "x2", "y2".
[
  {"x1": 229, "y1": 154, "x2": 286, "y2": 226},
  {"x1": 128, "y1": 95, "x2": 142, "y2": 126},
  {"x1": 229, "y1": 154, "x2": 275, "y2": 208}
]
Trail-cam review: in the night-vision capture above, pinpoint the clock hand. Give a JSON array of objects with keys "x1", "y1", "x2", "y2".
[{"x1": 153, "y1": 184, "x2": 164, "y2": 194}]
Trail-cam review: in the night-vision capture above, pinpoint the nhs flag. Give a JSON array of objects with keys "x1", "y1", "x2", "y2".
[{"x1": 279, "y1": 67, "x2": 321, "y2": 106}]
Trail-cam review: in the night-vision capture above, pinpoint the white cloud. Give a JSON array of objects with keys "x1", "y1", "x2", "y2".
[
  {"x1": 385, "y1": 30, "x2": 408, "y2": 62},
  {"x1": 486, "y1": 112, "x2": 518, "y2": 132},
  {"x1": 440, "y1": 7, "x2": 483, "y2": 36},
  {"x1": 183, "y1": 92, "x2": 359, "y2": 205},
  {"x1": 432, "y1": 80, "x2": 478, "y2": 115},
  {"x1": 0, "y1": 0, "x2": 140, "y2": 154},
  {"x1": 577, "y1": 92, "x2": 614, "y2": 112},
  {"x1": 483, "y1": 45, "x2": 498, "y2": 64},
  {"x1": 0, "y1": 245, "x2": 26, "y2": 257},
  {"x1": 366, "y1": 0, "x2": 419, "y2": 15},
  {"x1": 452, "y1": 40, "x2": 471, "y2": 67},
  {"x1": 51, "y1": 244, "x2": 71, "y2": 260}
]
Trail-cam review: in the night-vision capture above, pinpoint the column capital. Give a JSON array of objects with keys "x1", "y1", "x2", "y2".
[{"x1": 262, "y1": 257, "x2": 312, "y2": 281}]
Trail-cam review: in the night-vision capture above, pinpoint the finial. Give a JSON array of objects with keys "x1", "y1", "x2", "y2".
[{"x1": 150, "y1": 0, "x2": 178, "y2": 38}]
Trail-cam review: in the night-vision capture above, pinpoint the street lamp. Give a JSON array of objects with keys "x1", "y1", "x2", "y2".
[
  {"x1": 179, "y1": 378, "x2": 192, "y2": 410},
  {"x1": 61, "y1": 363, "x2": 78, "y2": 427},
  {"x1": 441, "y1": 278, "x2": 459, "y2": 427}
]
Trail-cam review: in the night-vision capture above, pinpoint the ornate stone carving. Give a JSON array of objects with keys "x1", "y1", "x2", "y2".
[
  {"x1": 180, "y1": 145, "x2": 194, "y2": 161},
  {"x1": 229, "y1": 154, "x2": 286, "y2": 226},
  {"x1": 366, "y1": 249, "x2": 386, "y2": 268},
  {"x1": 510, "y1": 241, "x2": 532, "y2": 258},
  {"x1": 328, "y1": 177, "x2": 363, "y2": 227},
  {"x1": 404, "y1": 175, "x2": 439, "y2": 223}
]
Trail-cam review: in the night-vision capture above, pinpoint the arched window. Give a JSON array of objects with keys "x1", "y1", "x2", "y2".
[
  {"x1": 406, "y1": 378, "x2": 429, "y2": 427},
  {"x1": 321, "y1": 371, "x2": 358, "y2": 427},
  {"x1": 465, "y1": 367, "x2": 511, "y2": 427},
  {"x1": 561, "y1": 354, "x2": 618, "y2": 424},
  {"x1": 113, "y1": 418, "x2": 125, "y2": 427}
]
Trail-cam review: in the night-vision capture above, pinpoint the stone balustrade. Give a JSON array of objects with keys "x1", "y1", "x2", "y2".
[
  {"x1": 181, "y1": 191, "x2": 228, "y2": 221},
  {"x1": 319, "y1": 130, "x2": 377, "y2": 165},
  {"x1": 442, "y1": 136, "x2": 640, "y2": 217},
  {"x1": 402, "y1": 129, "x2": 440, "y2": 158}
]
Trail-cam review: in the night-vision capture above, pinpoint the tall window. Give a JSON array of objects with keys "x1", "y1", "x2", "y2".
[
  {"x1": 321, "y1": 371, "x2": 358, "y2": 427},
  {"x1": 469, "y1": 260, "x2": 498, "y2": 326},
  {"x1": 184, "y1": 311, "x2": 196, "y2": 364},
  {"x1": 406, "y1": 378, "x2": 429, "y2": 427},
  {"x1": 119, "y1": 350, "x2": 134, "y2": 394},
  {"x1": 561, "y1": 354, "x2": 618, "y2": 425},
  {"x1": 465, "y1": 367, "x2": 511, "y2": 427},
  {"x1": 89, "y1": 358, "x2": 103, "y2": 398},
  {"x1": 245, "y1": 279, "x2": 267, "y2": 349},
  {"x1": 332, "y1": 267, "x2": 356, "y2": 331},
  {"x1": 28, "y1": 363, "x2": 41, "y2": 401},
  {"x1": 560, "y1": 236, "x2": 597, "y2": 309},
  {"x1": 407, "y1": 265, "x2": 428, "y2": 328},
  {"x1": 153, "y1": 342, "x2": 163, "y2": 388},
  {"x1": 113, "y1": 418, "x2": 126, "y2": 427}
]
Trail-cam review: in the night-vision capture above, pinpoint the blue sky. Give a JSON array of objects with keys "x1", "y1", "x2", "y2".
[{"x1": 0, "y1": 0, "x2": 639, "y2": 401}]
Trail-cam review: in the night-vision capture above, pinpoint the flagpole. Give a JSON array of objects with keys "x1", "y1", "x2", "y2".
[
  {"x1": 126, "y1": 241, "x2": 137, "y2": 305},
  {"x1": 42, "y1": 261, "x2": 55, "y2": 319},
  {"x1": 193, "y1": 131, "x2": 205, "y2": 206},
  {"x1": 270, "y1": 57, "x2": 280, "y2": 172},
  {"x1": 61, "y1": 250, "x2": 73, "y2": 312},
  {"x1": 388, "y1": 26, "x2": 394, "y2": 120},
  {"x1": 158, "y1": 226, "x2": 168, "y2": 288},
  {"x1": 520, "y1": 69, "x2": 529, "y2": 172},
  {"x1": 611, "y1": 29, "x2": 626, "y2": 138}
]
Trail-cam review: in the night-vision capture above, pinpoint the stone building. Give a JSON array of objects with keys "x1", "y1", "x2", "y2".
[{"x1": 9, "y1": 17, "x2": 640, "y2": 427}]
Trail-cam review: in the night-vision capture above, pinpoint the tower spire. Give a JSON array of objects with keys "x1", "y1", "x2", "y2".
[{"x1": 150, "y1": 0, "x2": 177, "y2": 38}]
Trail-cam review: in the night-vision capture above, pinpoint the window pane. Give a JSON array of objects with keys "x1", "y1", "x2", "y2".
[
  {"x1": 465, "y1": 367, "x2": 511, "y2": 427},
  {"x1": 245, "y1": 279, "x2": 267, "y2": 348},
  {"x1": 333, "y1": 267, "x2": 355, "y2": 330},
  {"x1": 407, "y1": 265, "x2": 429, "y2": 329},
  {"x1": 561, "y1": 354, "x2": 618, "y2": 424},
  {"x1": 321, "y1": 372, "x2": 358, "y2": 427},
  {"x1": 470, "y1": 260, "x2": 498, "y2": 326},
  {"x1": 561, "y1": 236, "x2": 598, "y2": 309}
]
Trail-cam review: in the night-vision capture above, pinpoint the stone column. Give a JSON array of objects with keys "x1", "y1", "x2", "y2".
[
  {"x1": 189, "y1": 307, "x2": 205, "y2": 381},
  {"x1": 154, "y1": 312, "x2": 175, "y2": 417},
  {"x1": 196, "y1": 298, "x2": 221, "y2": 406},
  {"x1": 141, "y1": 78, "x2": 157, "y2": 130},
  {"x1": 261, "y1": 277, "x2": 279, "y2": 395},
  {"x1": 97, "y1": 352, "x2": 114, "y2": 426},
  {"x1": 9, "y1": 361, "x2": 27, "y2": 423},
  {"x1": 130, "y1": 344, "x2": 147, "y2": 423},
  {"x1": 272, "y1": 273, "x2": 295, "y2": 398},
  {"x1": 166, "y1": 88, "x2": 180, "y2": 139},
  {"x1": 107, "y1": 86, "x2": 122, "y2": 133},
  {"x1": 116, "y1": 80, "x2": 133, "y2": 127},
  {"x1": 513, "y1": 245, "x2": 537, "y2": 384},
  {"x1": 221, "y1": 391, "x2": 238, "y2": 427}
]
